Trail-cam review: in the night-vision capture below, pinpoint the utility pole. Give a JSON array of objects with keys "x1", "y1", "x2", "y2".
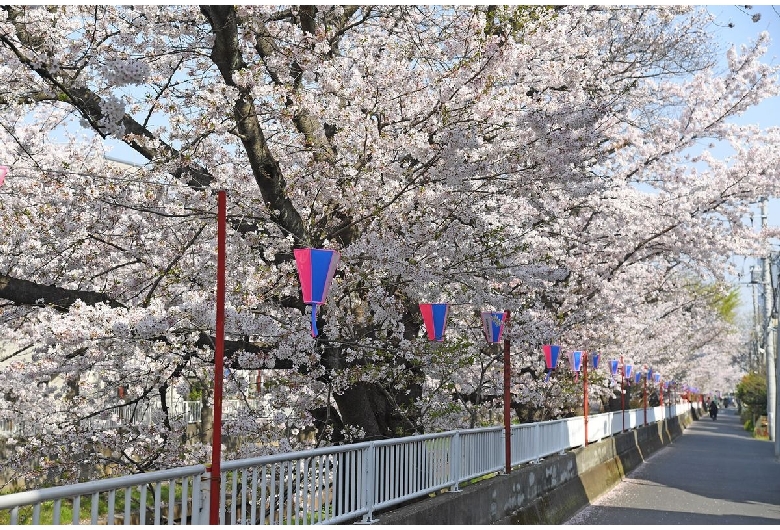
[
  {"x1": 752, "y1": 266, "x2": 760, "y2": 372},
  {"x1": 773, "y1": 251, "x2": 780, "y2": 458},
  {"x1": 761, "y1": 199, "x2": 776, "y2": 443}
]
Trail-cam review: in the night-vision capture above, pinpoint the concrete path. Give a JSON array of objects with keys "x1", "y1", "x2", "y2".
[{"x1": 565, "y1": 407, "x2": 780, "y2": 525}]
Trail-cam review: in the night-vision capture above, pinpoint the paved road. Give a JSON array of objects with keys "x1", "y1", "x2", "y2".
[{"x1": 565, "y1": 407, "x2": 780, "y2": 525}]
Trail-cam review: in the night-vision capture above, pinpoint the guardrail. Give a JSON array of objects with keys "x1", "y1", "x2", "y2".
[{"x1": 0, "y1": 403, "x2": 697, "y2": 525}]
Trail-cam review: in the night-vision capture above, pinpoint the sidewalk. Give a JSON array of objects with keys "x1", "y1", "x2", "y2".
[{"x1": 565, "y1": 407, "x2": 780, "y2": 524}]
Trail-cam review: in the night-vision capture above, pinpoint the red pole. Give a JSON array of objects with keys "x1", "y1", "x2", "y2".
[
  {"x1": 620, "y1": 355, "x2": 625, "y2": 433},
  {"x1": 209, "y1": 190, "x2": 226, "y2": 525},
  {"x1": 643, "y1": 372, "x2": 647, "y2": 426},
  {"x1": 583, "y1": 352, "x2": 589, "y2": 447},
  {"x1": 503, "y1": 310, "x2": 511, "y2": 475}
]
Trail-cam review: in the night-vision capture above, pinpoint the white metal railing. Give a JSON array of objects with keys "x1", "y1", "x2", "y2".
[
  {"x1": 0, "y1": 465, "x2": 206, "y2": 525},
  {"x1": 0, "y1": 403, "x2": 699, "y2": 525}
]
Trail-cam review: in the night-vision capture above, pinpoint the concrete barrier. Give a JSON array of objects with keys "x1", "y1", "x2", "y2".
[{"x1": 375, "y1": 411, "x2": 694, "y2": 525}]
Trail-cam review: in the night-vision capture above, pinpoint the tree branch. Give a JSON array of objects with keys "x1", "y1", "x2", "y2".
[{"x1": 0, "y1": 274, "x2": 125, "y2": 310}]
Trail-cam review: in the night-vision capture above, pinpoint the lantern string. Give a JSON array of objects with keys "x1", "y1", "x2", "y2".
[{"x1": 311, "y1": 304, "x2": 319, "y2": 337}]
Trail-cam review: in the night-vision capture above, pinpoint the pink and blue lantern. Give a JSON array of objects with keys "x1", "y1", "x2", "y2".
[
  {"x1": 634, "y1": 372, "x2": 641, "y2": 384},
  {"x1": 481, "y1": 311, "x2": 506, "y2": 344},
  {"x1": 625, "y1": 364, "x2": 633, "y2": 379},
  {"x1": 419, "y1": 303, "x2": 449, "y2": 341},
  {"x1": 294, "y1": 248, "x2": 340, "y2": 337},
  {"x1": 569, "y1": 351, "x2": 583, "y2": 372},
  {"x1": 654, "y1": 373, "x2": 661, "y2": 383},
  {"x1": 591, "y1": 352, "x2": 600, "y2": 370},
  {"x1": 609, "y1": 360, "x2": 619, "y2": 377},
  {"x1": 542, "y1": 344, "x2": 560, "y2": 381}
]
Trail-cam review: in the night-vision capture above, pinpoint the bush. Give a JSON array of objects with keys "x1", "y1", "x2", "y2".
[
  {"x1": 744, "y1": 418, "x2": 754, "y2": 432},
  {"x1": 736, "y1": 373, "x2": 767, "y2": 428}
]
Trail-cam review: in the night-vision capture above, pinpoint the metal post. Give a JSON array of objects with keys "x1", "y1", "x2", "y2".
[
  {"x1": 209, "y1": 190, "x2": 226, "y2": 525},
  {"x1": 752, "y1": 266, "x2": 759, "y2": 372},
  {"x1": 620, "y1": 355, "x2": 625, "y2": 433},
  {"x1": 583, "y1": 352, "x2": 589, "y2": 447},
  {"x1": 776, "y1": 327, "x2": 780, "y2": 456},
  {"x1": 503, "y1": 310, "x2": 511, "y2": 474},
  {"x1": 362, "y1": 442, "x2": 376, "y2": 523},
  {"x1": 773, "y1": 252, "x2": 780, "y2": 457},
  {"x1": 643, "y1": 372, "x2": 647, "y2": 426},
  {"x1": 450, "y1": 432, "x2": 461, "y2": 491}
]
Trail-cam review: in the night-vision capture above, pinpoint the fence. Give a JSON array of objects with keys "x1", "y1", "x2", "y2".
[{"x1": 0, "y1": 402, "x2": 697, "y2": 525}]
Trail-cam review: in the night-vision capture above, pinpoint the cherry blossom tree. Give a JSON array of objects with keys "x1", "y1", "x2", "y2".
[{"x1": 0, "y1": 5, "x2": 777, "y2": 484}]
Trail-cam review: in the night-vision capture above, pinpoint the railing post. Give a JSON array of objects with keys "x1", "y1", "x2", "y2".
[
  {"x1": 361, "y1": 442, "x2": 376, "y2": 524},
  {"x1": 532, "y1": 422, "x2": 540, "y2": 463},
  {"x1": 450, "y1": 432, "x2": 461, "y2": 492},
  {"x1": 558, "y1": 420, "x2": 566, "y2": 455},
  {"x1": 199, "y1": 469, "x2": 211, "y2": 525},
  {"x1": 608, "y1": 411, "x2": 613, "y2": 437}
]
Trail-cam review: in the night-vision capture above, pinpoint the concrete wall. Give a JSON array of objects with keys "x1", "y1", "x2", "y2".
[{"x1": 375, "y1": 408, "x2": 697, "y2": 525}]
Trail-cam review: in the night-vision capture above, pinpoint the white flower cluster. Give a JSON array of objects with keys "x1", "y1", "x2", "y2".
[
  {"x1": 97, "y1": 95, "x2": 126, "y2": 137},
  {"x1": 103, "y1": 58, "x2": 150, "y2": 86}
]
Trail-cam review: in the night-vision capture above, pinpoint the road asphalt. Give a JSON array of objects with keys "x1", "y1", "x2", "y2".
[{"x1": 564, "y1": 406, "x2": 780, "y2": 525}]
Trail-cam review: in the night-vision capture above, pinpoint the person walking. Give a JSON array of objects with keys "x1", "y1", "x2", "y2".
[{"x1": 709, "y1": 399, "x2": 718, "y2": 420}]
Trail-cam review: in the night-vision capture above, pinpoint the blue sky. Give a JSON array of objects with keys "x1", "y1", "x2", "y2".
[{"x1": 703, "y1": 5, "x2": 780, "y2": 316}]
